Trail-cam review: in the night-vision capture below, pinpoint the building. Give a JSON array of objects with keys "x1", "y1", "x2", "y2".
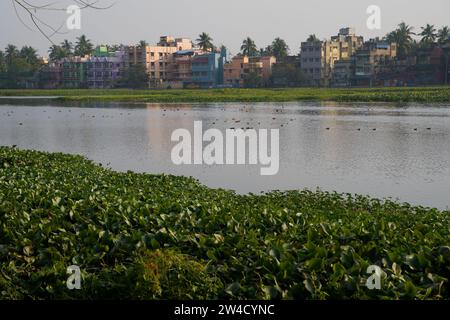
[
  {"x1": 86, "y1": 47, "x2": 125, "y2": 89},
  {"x1": 37, "y1": 62, "x2": 62, "y2": 89},
  {"x1": 164, "y1": 50, "x2": 197, "y2": 88},
  {"x1": 351, "y1": 39, "x2": 397, "y2": 86},
  {"x1": 331, "y1": 59, "x2": 353, "y2": 87},
  {"x1": 124, "y1": 36, "x2": 193, "y2": 88},
  {"x1": 224, "y1": 55, "x2": 276, "y2": 87},
  {"x1": 301, "y1": 28, "x2": 363, "y2": 86},
  {"x1": 270, "y1": 55, "x2": 303, "y2": 87},
  {"x1": 191, "y1": 49, "x2": 226, "y2": 88},
  {"x1": 61, "y1": 56, "x2": 89, "y2": 88}
]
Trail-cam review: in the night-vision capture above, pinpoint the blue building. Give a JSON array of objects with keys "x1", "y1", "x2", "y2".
[{"x1": 191, "y1": 49, "x2": 226, "y2": 88}]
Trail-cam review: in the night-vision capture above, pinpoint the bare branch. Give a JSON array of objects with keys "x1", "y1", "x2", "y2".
[{"x1": 11, "y1": 0, "x2": 115, "y2": 42}]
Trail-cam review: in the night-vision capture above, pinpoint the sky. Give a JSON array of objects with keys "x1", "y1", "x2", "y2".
[{"x1": 1, "y1": 0, "x2": 449, "y2": 57}]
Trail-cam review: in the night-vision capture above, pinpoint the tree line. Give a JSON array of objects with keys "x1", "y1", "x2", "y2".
[{"x1": 1, "y1": 23, "x2": 449, "y2": 89}]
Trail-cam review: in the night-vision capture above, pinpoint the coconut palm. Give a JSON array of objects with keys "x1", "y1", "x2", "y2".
[
  {"x1": 386, "y1": 22, "x2": 415, "y2": 58},
  {"x1": 5, "y1": 44, "x2": 19, "y2": 65},
  {"x1": 19, "y1": 46, "x2": 39, "y2": 65},
  {"x1": 196, "y1": 33, "x2": 214, "y2": 52},
  {"x1": 306, "y1": 34, "x2": 320, "y2": 42},
  {"x1": 241, "y1": 37, "x2": 258, "y2": 57},
  {"x1": 0, "y1": 50, "x2": 5, "y2": 72},
  {"x1": 74, "y1": 34, "x2": 93, "y2": 56},
  {"x1": 271, "y1": 37, "x2": 289, "y2": 60},
  {"x1": 419, "y1": 24, "x2": 437, "y2": 45},
  {"x1": 48, "y1": 45, "x2": 67, "y2": 61},
  {"x1": 437, "y1": 26, "x2": 450, "y2": 44},
  {"x1": 61, "y1": 40, "x2": 73, "y2": 55}
]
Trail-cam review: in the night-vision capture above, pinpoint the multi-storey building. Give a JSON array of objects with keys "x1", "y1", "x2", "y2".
[
  {"x1": 124, "y1": 36, "x2": 193, "y2": 88},
  {"x1": 351, "y1": 40, "x2": 397, "y2": 86},
  {"x1": 86, "y1": 47, "x2": 125, "y2": 89},
  {"x1": 301, "y1": 28, "x2": 363, "y2": 86},
  {"x1": 37, "y1": 62, "x2": 62, "y2": 89},
  {"x1": 61, "y1": 56, "x2": 88, "y2": 88},
  {"x1": 191, "y1": 49, "x2": 227, "y2": 88},
  {"x1": 164, "y1": 50, "x2": 196, "y2": 88},
  {"x1": 224, "y1": 55, "x2": 276, "y2": 87}
]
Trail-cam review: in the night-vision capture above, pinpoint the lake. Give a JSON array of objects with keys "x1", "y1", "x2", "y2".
[{"x1": 1, "y1": 99, "x2": 450, "y2": 210}]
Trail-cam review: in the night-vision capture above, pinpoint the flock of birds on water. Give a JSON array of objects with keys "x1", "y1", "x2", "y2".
[{"x1": 2, "y1": 105, "x2": 433, "y2": 131}]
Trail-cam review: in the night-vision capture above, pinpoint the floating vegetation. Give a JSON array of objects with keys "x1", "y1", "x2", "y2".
[{"x1": 0, "y1": 147, "x2": 448, "y2": 299}]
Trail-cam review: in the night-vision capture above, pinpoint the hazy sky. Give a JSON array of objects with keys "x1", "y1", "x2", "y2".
[{"x1": 1, "y1": 0, "x2": 449, "y2": 57}]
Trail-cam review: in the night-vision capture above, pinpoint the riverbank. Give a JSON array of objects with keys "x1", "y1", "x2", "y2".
[
  {"x1": 1, "y1": 87, "x2": 450, "y2": 103},
  {"x1": 0, "y1": 147, "x2": 448, "y2": 299}
]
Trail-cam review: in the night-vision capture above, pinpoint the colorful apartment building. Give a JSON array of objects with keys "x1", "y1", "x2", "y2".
[
  {"x1": 124, "y1": 36, "x2": 193, "y2": 88},
  {"x1": 301, "y1": 28, "x2": 363, "y2": 86},
  {"x1": 351, "y1": 40, "x2": 397, "y2": 86},
  {"x1": 224, "y1": 55, "x2": 276, "y2": 87},
  {"x1": 86, "y1": 47, "x2": 126, "y2": 89},
  {"x1": 61, "y1": 56, "x2": 89, "y2": 88},
  {"x1": 190, "y1": 49, "x2": 226, "y2": 88}
]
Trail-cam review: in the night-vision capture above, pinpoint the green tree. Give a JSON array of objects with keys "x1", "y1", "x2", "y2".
[
  {"x1": 271, "y1": 37, "x2": 289, "y2": 60},
  {"x1": 260, "y1": 45, "x2": 272, "y2": 56},
  {"x1": 241, "y1": 37, "x2": 258, "y2": 57},
  {"x1": 243, "y1": 71, "x2": 262, "y2": 88},
  {"x1": 306, "y1": 34, "x2": 320, "y2": 42},
  {"x1": 271, "y1": 62, "x2": 307, "y2": 87},
  {"x1": 437, "y1": 26, "x2": 449, "y2": 44},
  {"x1": 74, "y1": 35, "x2": 94, "y2": 56},
  {"x1": 48, "y1": 45, "x2": 68, "y2": 62},
  {"x1": 61, "y1": 40, "x2": 73, "y2": 56},
  {"x1": 386, "y1": 22, "x2": 415, "y2": 58},
  {"x1": 139, "y1": 40, "x2": 148, "y2": 48},
  {"x1": 19, "y1": 46, "x2": 39, "y2": 67},
  {"x1": 116, "y1": 64, "x2": 149, "y2": 89},
  {"x1": 5, "y1": 44, "x2": 19, "y2": 65},
  {"x1": 419, "y1": 24, "x2": 437, "y2": 45},
  {"x1": 196, "y1": 33, "x2": 214, "y2": 52},
  {"x1": 0, "y1": 50, "x2": 5, "y2": 73}
]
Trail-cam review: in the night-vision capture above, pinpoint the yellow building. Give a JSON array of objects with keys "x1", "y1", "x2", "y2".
[
  {"x1": 125, "y1": 36, "x2": 193, "y2": 87},
  {"x1": 301, "y1": 28, "x2": 363, "y2": 86},
  {"x1": 224, "y1": 55, "x2": 276, "y2": 87}
]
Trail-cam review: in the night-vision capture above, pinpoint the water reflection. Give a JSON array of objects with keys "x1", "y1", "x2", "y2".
[{"x1": 1, "y1": 100, "x2": 450, "y2": 209}]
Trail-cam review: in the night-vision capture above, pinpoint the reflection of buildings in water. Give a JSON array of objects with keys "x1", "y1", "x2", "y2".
[{"x1": 145, "y1": 103, "x2": 195, "y2": 162}]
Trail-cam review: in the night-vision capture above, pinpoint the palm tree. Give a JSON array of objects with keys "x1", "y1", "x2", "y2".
[
  {"x1": 271, "y1": 38, "x2": 289, "y2": 60},
  {"x1": 5, "y1": 44, "x2": 19, "y2": 65},
  {"x1": 196, "y1": 33, "x2": 214, "y2": 52},
  {"x1": 19, "y1": 46, "x2": 39, "y2": 66},
  {"x1": 260, "y1": 45, "x2": 272, "y2": 56},
  {"x1": 386, "y1": 22, "x2": 415, "y2": 58},
  {"x1": 74, "y1": 34, "x2": 93, "y2": 56},
  {"x1": 437, "y1": 26, "x2": 449, "y2": 44},
  {"x1": 241, "y1": 37, "x2": 258, "y2": 57},
  {"x1": 306, "y1": 34, "x2": 320, "y2": 42},
  {"x1": 419, "y1": 24, "x2": 437, "y2": 45},
  {"x1": 138, "y1": 40, "x2": 147, "y2": 48},
  {"x1": 48, "y1": 45, "x2": 67, "y2": 61},
  {"x1": 61, "y1": 40, "x2": 73, "y2": 56},
  {"x1": 0, "y1": 50, "x2": 5, "y2": 72}
]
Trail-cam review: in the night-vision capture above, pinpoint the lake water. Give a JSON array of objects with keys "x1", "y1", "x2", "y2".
[{"x1": 1, "y1": 100, "x2": 450, "y2": 210}]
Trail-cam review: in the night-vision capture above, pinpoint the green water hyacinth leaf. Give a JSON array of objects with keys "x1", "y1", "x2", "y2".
[{"x1": 0, "y1": 147, "x2": 449, "y2": 300}]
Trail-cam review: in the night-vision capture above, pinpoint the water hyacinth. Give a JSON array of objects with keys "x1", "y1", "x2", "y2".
[{"x1": 0, "y1": 147, "x2": 449, "y2": 299}]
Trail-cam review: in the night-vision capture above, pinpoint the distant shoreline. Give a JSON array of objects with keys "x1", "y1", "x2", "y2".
[{"x1": 0, "y1": 87, "x2": 449, "y2": 103}]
